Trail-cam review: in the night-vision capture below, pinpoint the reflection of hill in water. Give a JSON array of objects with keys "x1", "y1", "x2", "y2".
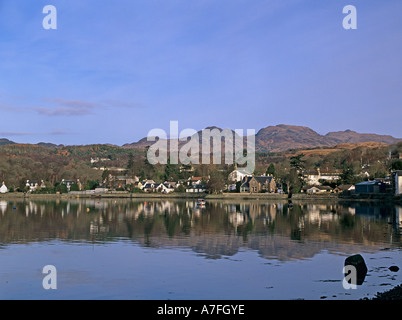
[{"x1": 0, "y1": 199, "x2": 400, "y2": 261}]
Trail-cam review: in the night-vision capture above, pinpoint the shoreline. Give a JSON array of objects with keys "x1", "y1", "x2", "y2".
[
  {"x1": 0, "y1": 192, "x2": 336, "y2": 201},
  {"x1": 0, "y1": 192, "x2": 400, "y2": 203},
  {"x1": 366, "y1": 284, "x2": 402, "y2": 300}
]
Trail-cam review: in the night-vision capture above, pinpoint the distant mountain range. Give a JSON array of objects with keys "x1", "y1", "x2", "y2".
[
  {"x1": 122, "y1": 124, "x2": 401, "y2": 153},
  {"x1": 0, "y1": 139, "x2": 65, "y2": 148},
  {"x1": 254, "y1": 125, "x2": 401, "y2": 152},
  {"x1": 1, "y1": 124, "x2": 401, "y2": 153}
]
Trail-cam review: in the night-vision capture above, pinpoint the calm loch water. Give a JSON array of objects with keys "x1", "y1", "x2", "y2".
[{"x1": 0, "y1": 198, "x2": 400, "y2": 300}]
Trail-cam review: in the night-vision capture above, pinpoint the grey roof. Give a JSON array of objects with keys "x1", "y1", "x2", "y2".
[
  {"x1": 355, "y1": 180, "x2": 382, "y2": 186},
  {"x1": 253, "y1": 176, "x2": 273, "y2": 184},
  {"x1": 240, "y1": 176, "x2": 253, "y2": 188}
]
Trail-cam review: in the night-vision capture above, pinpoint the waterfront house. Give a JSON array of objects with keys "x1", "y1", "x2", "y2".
[
  {"x1": 114, "y1": 175, "x2": 139, "y2": 188},
  {"x1": 306, "y1": 186, "x2": 321, "y2": 194},
  {"x1": 164, "y1": 182, "x2": 177, "y2": 189},
  {"x1": 133, "y1": 181, "x2": 145, "y2": 190},
  {"x1": 186, "y1": 185, "x2": 206, "y2": 193},
  {"x1": 143, "y1": 182, "x2": 155, "y2": 192},
  {"x1": 26, "y1": 180, "x2": 46, "y2": 192},
  {"x1": 306, "y1": 186, "x2": 333, "y2": 194},
  {"x1": 336, "y1": 184, "x2": 355, "y2": 193},
  {"x1": 61, "y1": 179, "x2": 77, "y2": 192},
  {"x1": 162, "y1": 182, "x2": 176, "y2": 193},
  {"x1": 355, "y1": 180, "x2": 386, "y2": 194},
  {"x1": 228, "y1": 166, "x2": 253, "y2": 183},
  {"x1": 240, "y1": 175, "x2": 276, "y2": 193},
  {"x1": 188, "y1": 176, "x2": 209, "y2": 186},
  {"x1": 240, "y1": 176, "x2": 252, "y2": 193},
  {"x1": 155, "y1": 183, "x2": 175, "y2": 194},
  {"x1": 0, "y1": 182, "x2": 8, "y2": 194}
]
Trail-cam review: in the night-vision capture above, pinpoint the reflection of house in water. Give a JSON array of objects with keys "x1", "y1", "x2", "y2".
[
  {"x1": 0, "y1": 201, "x2": 7, "y2": 214},
  {"x1": 25, "y1": 201, "x2": 38, "y2": 217},
  {"x1": 303, "y1": 204, "x2": 341, "y2": 227},
  {"x1": 229, "y1": 212, "x2": 246, "y2": 229},
  {"x1": 355, "y1": 205, "x2": 389, "y2": 217},
  {"x1": 395, "y1": 206, "x2": 402, "y2": 232},
  {"x1": 262, "y1": 203, "x2": 278, "y2": 224},
  {"x1": 90, "y1": 216, "x2": 109, "y2": 235},
  {"x1": 224, "y1": 202, "x2": 281, "y2": 227}
]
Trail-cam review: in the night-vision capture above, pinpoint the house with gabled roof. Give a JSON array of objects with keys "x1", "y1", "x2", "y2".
[
  {"x1": 240, "y1": 175, "x2": 276, "y2": 193},
  {"x1": 0, "y1": 182, "x2": 8, "y2": 194},
  {"x1": 26, "y1": 180, "x2": 46, "y2": 192},
  {"x1": 228, "y1": 166, "x2": 253, "y2": 183},
  {"x1": 186, "y1": 184, "x2": 206, "y2": 193}
]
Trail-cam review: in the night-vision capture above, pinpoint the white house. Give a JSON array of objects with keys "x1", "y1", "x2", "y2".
[
  {"x1": 0, "y1": 182, "x2": 8, "y2": 194},
  {"x1": 228, "y1": 166, "x2": 253, "y2": 183},
  {"x1": 26, "y1": 180, "x2": 46, "y2": 192},
  {"x1": 306, "y1": 186, "x2": 333, "y2": 194},
  {"x1": 307, "y1": 186, "x2": 321, "y2": 194},
  {"x1": 188, "y1": 176, "x2": 209, "y2": 186},
  {"x1": 61, "y1": 179, "x2": 77, "y2": 192},
  {"x1": 305, "y1": 168, "x2": 341, "y2": 186},
  {"x1": 186, "y1": 185, "x2": 206, "y2": 193},
  {"x1": 156, "y1": 183, "x2": 175, "y2": 194},
  {"x1": 143, "y1": 182, "x2": 155, "y2": 192}
]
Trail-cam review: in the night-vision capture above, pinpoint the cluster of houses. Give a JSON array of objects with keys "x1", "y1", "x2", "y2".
[
  {"x1": 228, "y1": 166, "x2": 402, "y2": 196},
  {"x1": 1, "y1": 164, "x2": 401, "y2": 196},
  {"x1": 104, "y1": 174, "x2": 209, "y2": 193},
  {"x1": 137, "y1": 176, "x2": 209, "y2": 193},
  {"x1": 303, "y1": 171, "x2": 402, "y2": 196}
]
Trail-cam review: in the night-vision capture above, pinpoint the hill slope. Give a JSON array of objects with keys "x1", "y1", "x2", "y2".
[{"x1": 122, "y1": 124, "x2": 401, "y2": 153}]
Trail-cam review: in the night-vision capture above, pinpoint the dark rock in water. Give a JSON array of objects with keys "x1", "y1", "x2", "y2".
[
  {"x1": 389, "y1": 266, "x2": 399, "y2": 272},
  {"x1": 344, "y1": 254, "x2": 368, "y2": 286}
]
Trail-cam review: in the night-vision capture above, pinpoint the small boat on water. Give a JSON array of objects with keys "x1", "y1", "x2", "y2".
[{"x1": 196, "y1": 199, "x2": 206, "y2": 207}]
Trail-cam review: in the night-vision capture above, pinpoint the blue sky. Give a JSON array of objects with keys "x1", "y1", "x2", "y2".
[{"x1": 0, "y1": 0, "x2": 401, "y2": 145}]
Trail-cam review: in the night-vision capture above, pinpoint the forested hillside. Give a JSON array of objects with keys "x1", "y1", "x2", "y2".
[{"x1": 0, "y1": 140, "x2": 401, "y2": 191}]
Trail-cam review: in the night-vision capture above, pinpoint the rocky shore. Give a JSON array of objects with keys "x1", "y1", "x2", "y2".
[{"x1": 368, "y1": 284, "x2": 402, "y2": 300}]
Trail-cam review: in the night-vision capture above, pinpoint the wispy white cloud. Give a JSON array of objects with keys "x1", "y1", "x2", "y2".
[
  {"x1": 1, "y1": 96, "x2": 145, "y2": 117},
  {"x1": 102, "y1": 99, "x2": 145, "y2": 109},
  {"x1": 0, "y1": 131, "x2": 31, "y2": 136},
  {"x1": 0, "y1": 129, "x2": 73, "y2": 138},
  {"x1": 32, "y1": 106, "x2": 93, "y2": 116},
  {"x1": 48, "y1": 128, "x2": 73, "y2": 135},
  {"x1": 31, "y1": 98, "x2": 99, "y2": 116}
]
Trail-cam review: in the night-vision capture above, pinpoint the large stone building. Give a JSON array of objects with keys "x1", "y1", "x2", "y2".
[{"x1": 240, "y1": 175, "x2": 276, "y2": 193}]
